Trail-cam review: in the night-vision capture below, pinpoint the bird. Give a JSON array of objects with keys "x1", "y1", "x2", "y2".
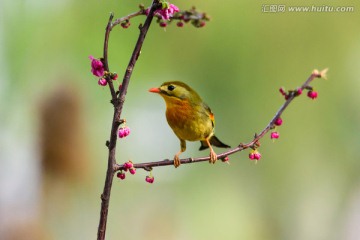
[{"x1": 149, "y1": 81, "x2": 230, "y2": 168}]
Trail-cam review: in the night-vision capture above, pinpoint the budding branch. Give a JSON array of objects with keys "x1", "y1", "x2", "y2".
[
  {"x1": 95, "y1": 0, "x2": 327, "y2": 239},
  {"x1": 97, "y1": 1, "x2": 160, "y2": 240}
]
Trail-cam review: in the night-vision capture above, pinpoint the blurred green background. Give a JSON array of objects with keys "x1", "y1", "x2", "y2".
[{"x1": 1, "y1": 0, "x2": 360, "y2": 239}]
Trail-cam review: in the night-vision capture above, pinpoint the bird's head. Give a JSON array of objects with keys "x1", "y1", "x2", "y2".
[{"x1": 149, "y1": 81, "x2": 202, "y2": 104}]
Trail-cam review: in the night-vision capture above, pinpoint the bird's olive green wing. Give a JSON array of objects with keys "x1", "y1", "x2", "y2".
[{"x1": 199, "y1": 135, "x2": 231, "y2": 150}]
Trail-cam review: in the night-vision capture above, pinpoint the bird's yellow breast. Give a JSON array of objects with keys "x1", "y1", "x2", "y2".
[{"x1": 163, "y1": 96, "x2": 213, "y2": 141}]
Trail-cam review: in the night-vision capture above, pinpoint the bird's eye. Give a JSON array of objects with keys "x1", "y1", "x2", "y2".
[{"x1": 167, "y1": 85, "x2": 175, "y2": 91}]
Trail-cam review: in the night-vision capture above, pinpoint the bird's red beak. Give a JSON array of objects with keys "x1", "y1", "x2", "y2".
[{"x1": 149, "y1": 87, "x2": 160, "y2": 93}]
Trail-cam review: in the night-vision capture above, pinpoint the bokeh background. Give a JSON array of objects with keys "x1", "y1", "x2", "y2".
[{"x1": 1, "y1": 0, "x2": 360, "y2": 239}]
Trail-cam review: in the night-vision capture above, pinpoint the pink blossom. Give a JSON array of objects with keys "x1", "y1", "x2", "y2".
[
  {"x1": 146, "y1": 3, "x2": 179, "y2": 20},
  {"x1": 89, "y1": 56, "x2": 105, "y2": 77}
]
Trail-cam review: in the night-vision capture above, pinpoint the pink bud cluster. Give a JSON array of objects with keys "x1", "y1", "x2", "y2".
[
  {"x1": 117, "y1": 161, "x2": 137, "y2": 181},
  {"x1": 279, "y1": 86, "x2": 318, "y2": 100},
  {"x1": 89, "y1": 56, "x2": 104, "y2": 77},
  {"x1": 249, "y1": 150, "x2": 261, "y2": 161},
  {"x1": 269, "y1": 117, "x2": 282, "y2": 141},
  {"x1": 89, "y1": 55, "x2": 118, "y2": 87},
  {"x1": 144, "y1": 3, "x2": 208, "y2": 29},
  {"x1": 145, "y1": 2, "x2": 179, "y2": 20},
  {"x1": 279, "y1": 87, "x2": 303, "y2": 100}
]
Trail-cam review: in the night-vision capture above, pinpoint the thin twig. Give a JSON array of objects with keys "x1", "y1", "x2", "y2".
[
  {"x1": 103, "y1": 13, "x2": 117, "y2": 100},
  {"x1": 114, "y1": 69, "x2": 327, "y2": 171},
  {"x1": 111, "y1": 10, "x2": 145, "y2": 30}
]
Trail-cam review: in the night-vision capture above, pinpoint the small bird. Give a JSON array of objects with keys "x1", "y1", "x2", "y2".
[{"x1": 149, "y1": 81, "x2": 230, "y2": 168}]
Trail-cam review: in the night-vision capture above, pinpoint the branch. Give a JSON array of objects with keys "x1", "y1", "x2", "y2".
[
  {"x1": 115, "y1": 69, "x2": 328, "y2": 172},
  {"x1": 97, "y1": 1, "x2": 160, "y2": 240},
  {"x1": 111, "y1": 9, "x2": 145, "y2": 29}
]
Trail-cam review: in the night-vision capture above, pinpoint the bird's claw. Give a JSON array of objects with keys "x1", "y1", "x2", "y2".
[
  {"x1": 209, "y1": 150, "x2": 217, "y2": 164},
  {"x1": 174, "y1": 155, "x2": 181, "y2": 168}
]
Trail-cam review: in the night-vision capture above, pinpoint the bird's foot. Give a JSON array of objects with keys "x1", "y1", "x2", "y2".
[
  {"x1": 173, "y1": 154, "x2": 181, "y2": 168},
  {"x1": 209, "y1": 149, "x2": 218, "y2": 164}
]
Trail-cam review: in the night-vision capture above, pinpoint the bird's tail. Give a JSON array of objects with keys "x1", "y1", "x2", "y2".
[{"x1": 199, "y1": 135, "x2": 231, "y2": 151}]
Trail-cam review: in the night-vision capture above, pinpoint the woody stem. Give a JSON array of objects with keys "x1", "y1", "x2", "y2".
[{"x1": 97, "y1": 1, "x2": 160, "y2": 240}]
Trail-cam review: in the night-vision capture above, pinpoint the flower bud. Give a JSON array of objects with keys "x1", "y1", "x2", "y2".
[
  {"x1": 118, "y1": 127, "x2": 130, "y2": 138},
  {"x1": 279, "y1": 87, "x2": 286, "y2": 96},
  {"x1": 145, "y1": 175, "x2": 154, "y2": 183},
  {"x1": 177, "y1": 21, "x2": 184, "y2": 27},
  {"x1": 307, "y1": 90, "x2": 318, "y2": 100},
  {"x1": 159, "y1": 22, "x2": 167, "y2": 28},
  {"x1": 98, "y1": 78, "x2": 107, "y2": 86},
  {"x1": 270, "y1": 132, "x2": 279, "y2": 139},
  {"x1": 274, "y1": 118, "x2": 283, "y2": 126},
  {"x1": 249, "y1": 150, "x2": 261, "y2": 161},
  {"x1": 253, "y1": 152, "x2": 261, "y2": 160},
  {"x1": 117, "y1": 172, "x2": 126, "y2": 180},
  {"x1": 123, "y1": 161, "x2": 133, "y2": 170}
]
